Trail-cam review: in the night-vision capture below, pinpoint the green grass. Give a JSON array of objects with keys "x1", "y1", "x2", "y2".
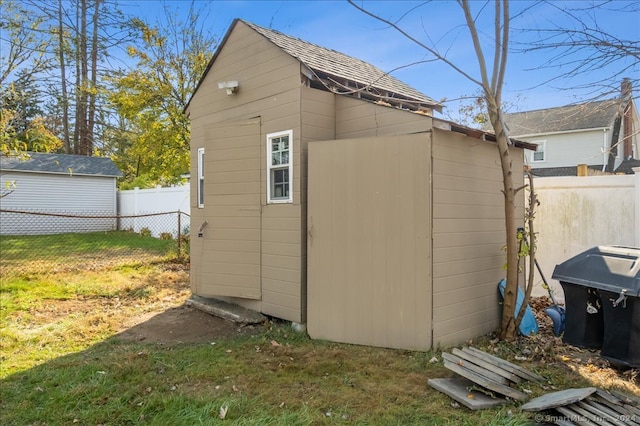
[
  {"x1": 0, "y1": 231, "x2": 180, "y2": 276},
  {"x1": 0, "y1": 230, "x2": 173, "y2": 260},
  {"x1": 1, "y1": 260, "x2": 636, "y2": 425}
]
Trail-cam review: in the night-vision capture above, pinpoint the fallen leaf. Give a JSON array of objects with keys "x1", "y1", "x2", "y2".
[
  {"x1": 219, "y1": 405, "x2": 228, "y2": 420},
  {"x1": 271, "y1": 340, "x2": 281, "y2": 347}
]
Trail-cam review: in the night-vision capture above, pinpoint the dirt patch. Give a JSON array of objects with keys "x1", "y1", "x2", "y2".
[{"x1": 115, "y1": 304, "x2": 261, "y2": 344}]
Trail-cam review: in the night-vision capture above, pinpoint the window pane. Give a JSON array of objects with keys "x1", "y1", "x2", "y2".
[
  {"x1": 271, "y1": 168, "x2": 290, "y2": 198},
  {"x1": 272, "y1": 151, "x2": 281, "y2": 165}
]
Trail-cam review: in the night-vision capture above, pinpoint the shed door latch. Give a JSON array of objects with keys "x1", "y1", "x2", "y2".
[
  {"x1": 611, "y1": 289, "x2": 628, "y2": 308},
  {"x1": 197, "y1": 220, "x2": 208, "y2": 238}
]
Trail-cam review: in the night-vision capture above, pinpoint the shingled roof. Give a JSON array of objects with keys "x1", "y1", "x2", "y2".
[
  {"x1": 0, "y1": 152, "x2": 122, "y2": 177},
  {"x1": 242, "y1": 20, "x2": 441, "y2": 112},
  {"x1": 503, "y1": 99, "x2": 622, "y2": 136},
  {"x1": 187, "y1": 19, "x2": 441, "y2": 113}
]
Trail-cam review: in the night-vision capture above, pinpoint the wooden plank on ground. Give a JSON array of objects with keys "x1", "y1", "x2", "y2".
[
  {"x1": 554, "y1": 420, "x2": 577, "y2": 426},
  {"x1": 609, "y1": 389, "x2": 640, "y2": 408},
  {"x1": 577, "y1": 401, "x2": 628, "y2": 426},
  {"x1": 442, "y1": 352, "x2": 510, "y2": 385},
  {"x1": 591, "y1": 394, "x2": 640, "y2": 422},
  {"x1": 585, "y1": 399, "x2": 637, "y2": 426},
  {"x1": 464, "y1": 346, "x2": 545, "y2": 382},
  {"x1": 428, "y1": 377, "x2": 508, "y2": 410},
  {"x1": 569, "y1": 403, "x2": 617, "y2": 426},
  {"x1": 554, "y1": 405, "x2": 599, "y2": 426},
  {"x1": 443, "y1": 359, "x2": 529, "y2": 401},
  {"x1": 521, "y1": 388, "x2": 597, "y2": 411},
  {"x1": 451, "y1": 348, "x2": 522, "y2": 384}
]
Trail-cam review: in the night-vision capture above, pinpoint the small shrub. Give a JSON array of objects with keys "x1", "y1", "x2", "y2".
[
  {"x1": 139, "y1": 227, "x2": 152, "y2": 238},
  {"x1": 159, "y1": 232, "x2": 174, "y2": 240}
]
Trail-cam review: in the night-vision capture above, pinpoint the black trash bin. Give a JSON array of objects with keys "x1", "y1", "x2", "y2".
[{"x1": 552, "y1": 246, "x2": 640, "y2": 368}]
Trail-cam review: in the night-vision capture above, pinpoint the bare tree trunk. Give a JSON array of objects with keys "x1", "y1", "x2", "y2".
[
  {"x1": 58, "y1": 0, "x2": 71, "y2": 153},
  {"x1": 87, "y1": 0, "x2": 100, "y2": 154},
  {"x1": 73, "y1": 0, "x2": 89, "y2": 155},
  {"x1": 486, "y1": 104, "x2": 519, "y2": 340},
  {"x1": 461, "y1": 0, "x2": 520, "y2": 341}
]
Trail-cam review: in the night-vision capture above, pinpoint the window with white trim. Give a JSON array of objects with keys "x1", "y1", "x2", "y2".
[
  {"x1": 267, "y1": 130, "x2": 293, "y2": 203},
  {"x1": 197, "y1": 147, "x2": 205, "y2": 208},
  {"x1": 531, "y1": 140, "x2": 546, "y2": 163}
]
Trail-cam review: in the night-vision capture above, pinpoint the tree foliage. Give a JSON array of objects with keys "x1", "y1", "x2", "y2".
[{"x1": 107, "y1": 3, "x2": 216, "y2": 187}]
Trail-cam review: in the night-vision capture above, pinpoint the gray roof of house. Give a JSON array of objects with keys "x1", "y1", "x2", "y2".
[
  {"x1": 615, "y1": 158, "x2": 640, "y2": 175},
  {"x1": 0, "y1": 152, "x2": 122, "y2": 177},
  {"x1": 242, "y1": 20, "x2": 441, "y2": 111},
  {"x1": 503, "y1": 99, "x2": 622, "y2": 136}
]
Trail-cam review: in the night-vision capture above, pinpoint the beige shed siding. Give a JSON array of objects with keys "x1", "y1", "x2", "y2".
[
  {"x1": 431, "y1": 128, "x2": 524, "y2": 347},
  {"x1": 188, "y1": 21, "x2": 305, "y2": 322},
  {"x1": 307, "y1": 133, "x2": 432, "y2": 350},
  {"x1": 335, "y1": 96, "x2": 432, "y2": 138}
]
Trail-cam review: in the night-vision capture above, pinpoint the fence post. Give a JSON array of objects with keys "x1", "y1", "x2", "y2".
[
  {"x1": 177, "y1": 210, "x2": 182, "y2": 256},
  {"x1": 133, "y1": 187, "x2": 139, "y2": 232}
]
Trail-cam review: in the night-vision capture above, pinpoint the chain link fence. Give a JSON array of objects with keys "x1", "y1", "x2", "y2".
[{"x1": 0, "y1": 209, "x2": 190, "y2": 277}]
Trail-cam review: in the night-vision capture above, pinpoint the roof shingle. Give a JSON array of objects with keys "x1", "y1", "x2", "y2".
[
  {"x1": 0, "y1": 152, "x2": 122, "y2": 177},
  {"x1": 242, "y1": 20, "x2": 442, "y2": 111},
  {"x1": 503, "y1": 99, "x2": 622, "y2": 136}
]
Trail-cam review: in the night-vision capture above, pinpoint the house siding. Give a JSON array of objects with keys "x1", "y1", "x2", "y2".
[
  {"x1": 335, "y1": 96, "x2": 432, "y2": 138},
  {"x1": 522, "y1": 129, "x2": 608, "y2": 169},
  {"x1": 188, "y1": 21, "x2": 305, "y2": 322},
  {"x1": 0, "y1": 171, "x2": 117, "y2": 235},
  {"x1": 431, "y1": 128, "x2": 525, "y2": 348}
]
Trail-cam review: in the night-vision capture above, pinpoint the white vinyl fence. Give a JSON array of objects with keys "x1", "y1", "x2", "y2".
[
  {"x1": 117, "y1": 185, "x2": 190, "y2": 237},
  {"x1": 531, "y1": 169, "x2": 638, "y2": 301}
]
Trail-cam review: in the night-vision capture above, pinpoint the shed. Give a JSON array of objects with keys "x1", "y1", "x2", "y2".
[
  {"x1": 186, "y1": 19, "x2": 532, "y2": 350},
  {"x1": 0, "y1": 152, "x2": 122, "y2": 235}
]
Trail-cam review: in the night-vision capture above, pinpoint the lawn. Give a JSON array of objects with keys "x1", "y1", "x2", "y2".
[
  {"x1": 0, "y1": 241, "x2": 638, "y2": 424},
  {"x1": 0, "y1": 230, "x2": 182, "y2": 276}
]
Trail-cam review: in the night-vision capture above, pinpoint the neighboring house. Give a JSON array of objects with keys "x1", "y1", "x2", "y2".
[
  {"x1": 185, "y1": 19, "x2": 533, "y2": 350},
  {"x1": 0, "y1": 152, "x2": 122, "y2": 235},
  {"x1": 503, "y1": 80, "x2": 639, "y2": 177}
]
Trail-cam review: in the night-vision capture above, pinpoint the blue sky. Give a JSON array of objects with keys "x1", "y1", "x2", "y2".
[{"x1": 123, "y1": 1, "x2": 639, "y2": 119}]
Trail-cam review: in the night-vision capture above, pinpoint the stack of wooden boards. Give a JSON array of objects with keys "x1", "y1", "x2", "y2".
[
  {"x1": 428, "y1": 346, "x2": 545, "y2": 409},
  {"x1": 521, "y1": 387, "x2": 640, "y2": 426},
  {"x1": 429, "y1": 346, "x2": 640, "y2": 424}
]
